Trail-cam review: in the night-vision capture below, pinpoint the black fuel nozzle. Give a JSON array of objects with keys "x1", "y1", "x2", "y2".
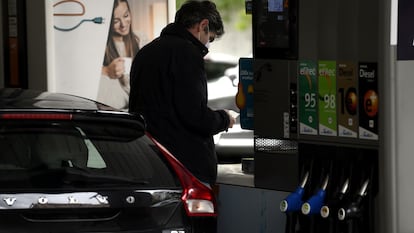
[
  {"x1": 337, "y1": 179, "x2": 369, "y2": 221},
  {"x1": 320, "y1": 178, "x2": 349, "y2": 218}
]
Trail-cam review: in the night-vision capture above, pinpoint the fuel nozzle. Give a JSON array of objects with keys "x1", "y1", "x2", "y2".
[
  {"x1": 337, "y1": 179, "x2": 369, "y2": 221},
  {"x1": 280, "y1": 172, "x2": 309, "y2": 213},
  {"x1": 320, "y1": 178, "x2": 349, "y2": 218},
  {"x1": 301, "y1": 175, "x2": 329, "y2": 215}
]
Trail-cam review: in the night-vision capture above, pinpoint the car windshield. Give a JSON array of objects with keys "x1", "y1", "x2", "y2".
[{"x1": 0, "y1": 120, "x2": 178, "y2": 189}]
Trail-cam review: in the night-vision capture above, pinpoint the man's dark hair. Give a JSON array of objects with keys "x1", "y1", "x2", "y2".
[{"x1": 175, "y1": 0, "x2": 224, "y2": 37}]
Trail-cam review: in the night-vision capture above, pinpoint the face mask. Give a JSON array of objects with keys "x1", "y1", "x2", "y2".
[{"x1": 198, "y1": 25, "x2": 210, "y2": 48}]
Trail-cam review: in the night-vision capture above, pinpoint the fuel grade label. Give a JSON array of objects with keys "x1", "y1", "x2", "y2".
[
  {"x1": 298, "y1": 60, "x2": 318, "y2": 135},
  {"x1": 337, "y1": 62, "x2": 358, "y2": 138},
  {"x1": 318, "y1": 61, "x2": 337, "y2": 136},
  {"x1": 358, "y1": 62, "x2": 378, "y2": 140}
]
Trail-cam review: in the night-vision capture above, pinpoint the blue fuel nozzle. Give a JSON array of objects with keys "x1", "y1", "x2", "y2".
[
  {"x1": 280, "y1": 172, "x2": 309, "y2": 213},
  {"x1": 280, "y1": 186, "x2": 305, "y2": 212},
  {"x1": 301, "y1": 175, "x2": 329, "y2": 215}
]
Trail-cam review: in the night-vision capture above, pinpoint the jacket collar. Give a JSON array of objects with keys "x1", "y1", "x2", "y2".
[{"x1": 161, "y1": 23, "x2": 209, "y2": 57}]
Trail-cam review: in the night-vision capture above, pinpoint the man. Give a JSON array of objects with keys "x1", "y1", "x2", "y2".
[{"x1": 129, "y1": 0, "x2": 235, "y2": 186}]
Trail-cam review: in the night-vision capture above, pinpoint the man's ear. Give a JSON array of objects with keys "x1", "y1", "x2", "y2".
[{"x1": 199, "y1": 19, "x2": 209, "y2": 32}]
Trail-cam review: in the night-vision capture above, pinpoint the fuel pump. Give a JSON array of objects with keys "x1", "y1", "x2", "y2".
[{"x1": 251, "y1": 0, "x2": 379, "y2": 232}]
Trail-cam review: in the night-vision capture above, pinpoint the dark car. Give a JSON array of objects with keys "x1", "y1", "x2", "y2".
[{"x1": 0, "y1": 88, "x2": 217, "y2": 233}]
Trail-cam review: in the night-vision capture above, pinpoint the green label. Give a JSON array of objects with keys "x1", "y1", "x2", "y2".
[
  {"x1": 318, "y1": 61, "x2": 337, "y2": 136},
  {"x1": 298, "y1": 61, "x2": 318, "y2": 135}
]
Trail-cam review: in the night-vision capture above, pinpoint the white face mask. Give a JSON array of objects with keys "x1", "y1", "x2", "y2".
[{"x1": 198, "y1": 25, "x2": 210, "y2": 48}]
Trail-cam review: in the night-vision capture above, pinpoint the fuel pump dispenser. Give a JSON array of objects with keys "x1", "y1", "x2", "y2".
[{"x1": 250, "y1": 0, "x2": 380, "y2": 232}]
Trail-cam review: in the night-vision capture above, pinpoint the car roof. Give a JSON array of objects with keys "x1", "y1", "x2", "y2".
[
  {"x1": 0, "y1": 88, "x2": 117, "y2": 111},
  {"x1": 0, "y1": 88, "x2": 146, "y2": 123}
]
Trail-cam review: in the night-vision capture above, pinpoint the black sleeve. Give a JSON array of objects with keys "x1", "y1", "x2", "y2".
[{"x1": 171, "y1": 47, "x2": 229, "y2": 136}]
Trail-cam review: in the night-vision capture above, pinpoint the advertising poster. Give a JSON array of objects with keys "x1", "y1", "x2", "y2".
[
  {"x1": 318, "y1": 60, "x2": 337, "y2": 136},
  {"x1": 51, "y1": 0, "x2": 171, "y2": 111},
  {"x1": 237, "y1": 58, "x2": 254, "y2": 130},
  {"x1": 358, "y1": 62, "x2": 378, "y2": 140},
  {"x1": 337, "y1": 62, "x2": 358, "y2": 138},
  {"x1": 298, "y1": 60, "x2": 318, "y2": 135}
]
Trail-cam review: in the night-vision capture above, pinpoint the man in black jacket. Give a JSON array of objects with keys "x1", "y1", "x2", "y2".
[{"x1": 129, "y1": 0, "x2": 236, "y2": 186}]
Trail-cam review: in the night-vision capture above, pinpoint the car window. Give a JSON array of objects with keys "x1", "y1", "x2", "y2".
[
  {"x1": 205, "y1": 60, "x2": 237, "y2": 81},
  {"x1": 0, "y1": 121, "x2": 180, "y2": 189}
]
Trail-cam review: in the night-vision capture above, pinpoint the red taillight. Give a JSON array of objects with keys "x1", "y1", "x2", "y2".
[
  {"x1": 0, "y1": 113, "x2": 72, "y2": 120},
  {"x1": 147, "y1": 133, "x2": 217, "y2": 217}
]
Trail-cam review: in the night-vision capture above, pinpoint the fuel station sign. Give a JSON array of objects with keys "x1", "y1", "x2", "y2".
[{"x1": 298, "y1": 60, "x2": 378, "y2": 141}]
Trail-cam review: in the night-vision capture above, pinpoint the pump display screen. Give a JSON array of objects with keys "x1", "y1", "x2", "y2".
[
  {"x1": 256, "y1": 0, "x2": 290, "y2": 48},
  {"x1": 268, "y1": 0, "x2": 284, "y2": 12},
  {"x1": 253, "y1": 0, "x2": 297, "y2": 59}
]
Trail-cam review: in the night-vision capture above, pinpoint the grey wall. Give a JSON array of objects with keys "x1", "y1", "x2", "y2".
[
  {"x1": 379, "y1": 0, "x2": 414, "y2": 232},
  {"x1": 395, "y1": 61, "x2": 414, "y2": 232},
  {"x1": 382, "y1": 58, "x2": 414, "y2": 233},
  {"x1": 380, "y1": 47, "x2": 414, "y2": 233}
]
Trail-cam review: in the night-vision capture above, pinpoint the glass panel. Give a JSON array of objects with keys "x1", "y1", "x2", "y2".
[{"x1": 0, "y1": 121, "x2": 179, "y2": 189}]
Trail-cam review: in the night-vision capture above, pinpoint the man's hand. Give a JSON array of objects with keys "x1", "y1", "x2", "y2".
[{"x1": 224, "y1": 109, "x2": 238, "y2": 128}]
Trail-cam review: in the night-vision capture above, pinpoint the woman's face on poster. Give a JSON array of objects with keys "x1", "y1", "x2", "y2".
[{"x1": 112, "y1": 1, "x2": 131, "y2": 36}]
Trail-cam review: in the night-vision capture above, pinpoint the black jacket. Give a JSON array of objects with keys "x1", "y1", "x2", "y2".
[{"x1": 129, "y1": 23, "x2": 230, "y2": 184}]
